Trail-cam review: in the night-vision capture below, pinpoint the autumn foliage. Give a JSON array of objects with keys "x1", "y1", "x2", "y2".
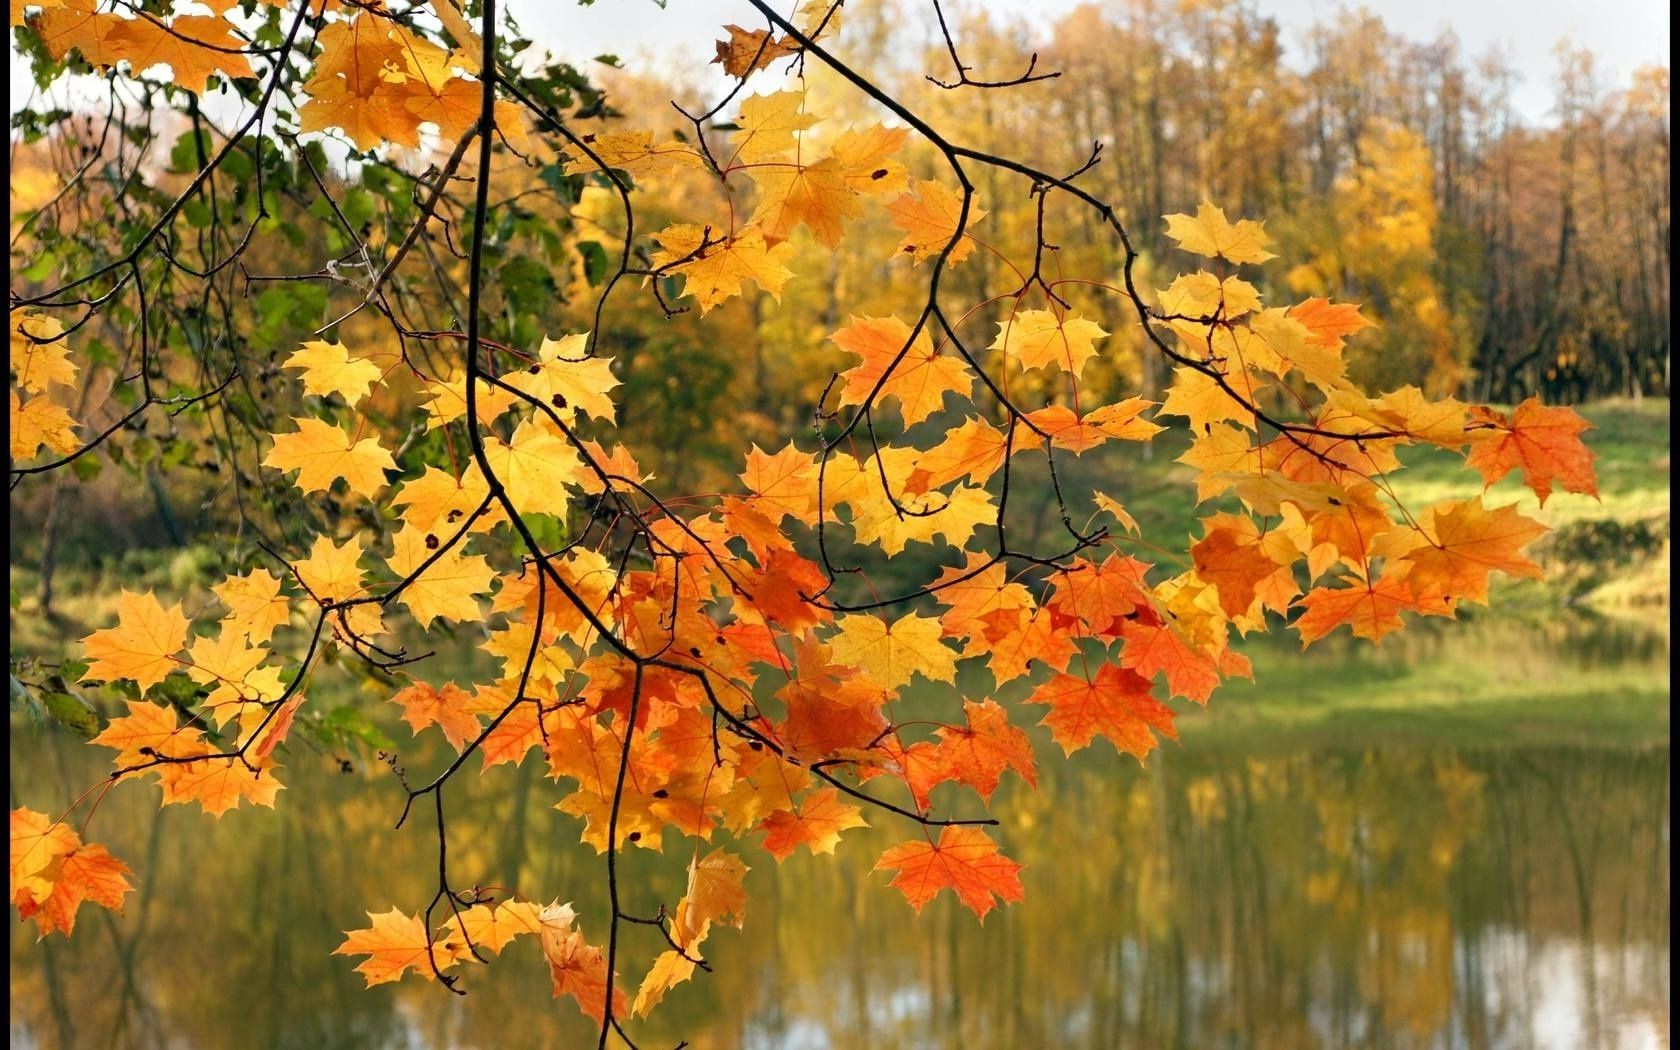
[{"x1": 7, "y1": 0, "x2": 1599, "y2": 1042}]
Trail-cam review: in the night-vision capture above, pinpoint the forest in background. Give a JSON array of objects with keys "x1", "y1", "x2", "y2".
[{"x1": 8, "y1": 0, "x2": 1670, "y2": 556}]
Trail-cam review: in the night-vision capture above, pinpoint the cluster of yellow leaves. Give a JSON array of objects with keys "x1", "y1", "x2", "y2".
[
  {"x1": 16, "y1": 0, "x2": 517, "y2": 151},
  {"x1": 22, "y1": 0, "x2": 255, "y2": 95},
  {"x1": 1151, "y1": 202, "x2": 1594, "y2": 645},
  {"x1": 334, "y1": 899, "x2": 627, "y2": 1023},
  {"x1": 10, "y1": 308, "x2": 80, "y2": 463},
  {"x1": 75, "y1": 579, "x2": 304, "y2": 816},
  {"x1": 297, "y1": 4, "x2": 524, "y2": 152},
  {"x1": 615, "y1": 85, "x2": 911, "y2": 314}
]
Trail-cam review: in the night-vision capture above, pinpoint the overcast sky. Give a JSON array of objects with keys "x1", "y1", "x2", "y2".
[
  {"x1": 510, "y1": 0, "x2": 1671, "y2": 126},
  {"x1": 6, "y1": 0, "x2": 1669, "y2": 127}
]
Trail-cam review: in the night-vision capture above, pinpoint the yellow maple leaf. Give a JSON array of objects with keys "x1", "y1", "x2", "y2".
[
  {"x1": 81, "y1": 590, "x2": 190, "y2": 691},
  {"x1": 887, "y1": 179, "x2": 985, "y2": 264},
  {"x1": 729, "y1": 89, "x2": 817, "y2": 165},
  {"x1": 10, "y1": 309, "x2": 76, "y2": 393},
  {"x1": 1163, "y1": 201, "x2": 1276, "y2": 264},
  {"x1": 263, "y1": 417, "x2": 396, "y2": 495},
  {"x1": 502, "y1": 333, "x2": 618, "y2": 424},
  {"x1": 649, "y1": 224, "x2": 795, "y2": 314},
  {"x1": 827, "y1": 612, "x2": 959, "y2": 691},
  {"x1": 211, "y1": 569, "x2": 292, "y2": 646},
  {"x1": 10, "y1": 389, "x2": 79, "y2": 460},
  {"x1": 990, "y1": 309, "x2": 1108, "y2": 375},
  {"x1": 482, "y1": 421, "x2": 584, "y2": 511},
  {"x1": 1154, "y1": 271, "x2": 1262, "y2": 319},
  {"x1": 283, "y1": 340, "x2": 383, "y2": 404},
  {"x1": 335, "y1": 908, "x2": 470, "y2": 986},
  {"x1": 384, "y1": 525, "x2": 495, "y2": 629},
  {"x1": 828, "y1": 124, "x2": 910, "y2": 197},
  {"x1": 750, "y1": 159, "x2": 856, "y2": 246}
]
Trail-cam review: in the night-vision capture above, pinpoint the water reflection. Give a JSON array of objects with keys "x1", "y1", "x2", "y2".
[{"x1": 9, "y1": 624, "x2": 1670, "y2": 1049}]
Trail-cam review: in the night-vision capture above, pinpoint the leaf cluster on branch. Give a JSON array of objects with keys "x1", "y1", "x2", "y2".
[{"x1": 8, "y1": 0, "x2": 1597, "y2": 1044}]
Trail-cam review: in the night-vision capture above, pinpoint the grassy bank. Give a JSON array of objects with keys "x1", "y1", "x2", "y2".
[{"x1": 9, "y1": 399, "x2": 1670, "y2": 750}]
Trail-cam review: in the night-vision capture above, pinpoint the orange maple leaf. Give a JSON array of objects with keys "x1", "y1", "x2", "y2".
[
  {"x1": 874, "y1": 826, "x2": 1024, "y2": 920},
  {"x1": 1026, "y1": 664, "x2": 1177, "y2": 759},
  {"x1": 1464, "y1": 397, "x2": 1598, "y2": 505}
]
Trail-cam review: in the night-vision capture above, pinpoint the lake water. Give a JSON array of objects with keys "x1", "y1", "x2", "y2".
[{"x1": 9, "y1": 616, "x2": 1670, "y2": 1050}]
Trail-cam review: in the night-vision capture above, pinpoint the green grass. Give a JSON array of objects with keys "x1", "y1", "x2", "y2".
[{"x1": 9, "y1": 399, "x2": 1670, "y2": 750}]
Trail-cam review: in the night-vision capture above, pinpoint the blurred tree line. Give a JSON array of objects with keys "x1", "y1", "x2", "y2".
[
  {"x1": 7, "y1": 0, "x2": 1669, "y2": 575},
  {"x1": 539, "y1": 0, "x2": 1671, "y2": 490}
]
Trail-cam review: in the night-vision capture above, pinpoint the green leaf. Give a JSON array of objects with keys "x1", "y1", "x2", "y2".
[
  {"x1": 43, "y1": 690, "x2": 100, "y2": 739},
  {"x1": 578, "y1": 241, "x2": 610, "y2": 286}
]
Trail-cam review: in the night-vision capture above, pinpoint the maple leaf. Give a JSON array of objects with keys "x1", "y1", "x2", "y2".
[
  {"x1": 159, "y1": 757, "x2": 284, "y2": 816},
  {"x1": 933, "y1": 699, "x2": 1038, "y2": 801},
  {"x1": 730, "y1": 89, "x2": 816, "y2": 164},
  {"x1": 571, "y1": 131, "x2": 704, "y2": 178},
  {"x1": 633, "y1": 950, "x2": 697, "y2": 1019},
  {"x1": 991, "y1": 309, "x2": 1108, "y2": 374},
  {"x1": 106, "y1": 14, "x2": 254, "y2": 95},
  {"x1": 11, "y1": 808, "x2": 78, "y2": 904},
  {"x1": 1155, "y1": 271, "x2": 1262, "y2": 319},
  {"x1": 750, "y1": 159, "x2": 857, "y2": 246},
  {"x1": 421, "y1": 372, "x2": 519, "y2": 430},
  {"x1": 212, "y1": 569, "x2": 292, "y2": 645},
  {"x1": 650, "y1": 224, "x2": 795, "y2": 315},
  {"x1": 1191, "y1": 514, "x2": 1298, "y2": 618},
  {"x1": 1464, "y1": 397, "x2": 1598, "y2": 505},
  {"x1": 250, "y1": 695, "x2": 304, "y2": 762},
  {"x1": 671, "y1": 849, "x2": 749, "y2": 947},
  {"x1": 10, "y1": 309, "x2": 76, "y2": 392},
  {"x1": 758, "y1": 787, "x2": 867, "y2": 861},
  {"x1": 263, "y1": 418, "x2": 396, "y2": 496},
  {"x1": 539, "y1": 904, "x2": 628, "y2": 1024},
  {"x1": 391, "y1": 681, "x2": 482, "y2": 750},
  {"x1": 874, "y1": 826, "x2": 1024, "y2": 920},
  {"x1": 1288, "y1": 296, "x2": 1375, "y2": 350},
  {"x1": 385, "y1": 525, "x2": 495, "y2": 630},
  {"x1": 32, "y1": 1, "x2": 127, "y2": 69},
  {"x1": 283, "y1": 340, "x2": 383, "y2": 404},
  {"x1": 10, "y1": 389, "x2": 80, "y2": 460},
  {"x1": 1026, "y1": 664, "x2": 1178, "y2": 759},
  {"x1": 294, "y1": 534, "x2": 369, "y2": 605},
  {"x1": 887, "y1": 179, "x2": 985, "y2": 264},
  {"x1": 502, "y1": 333, "x2": 619, "y2": 424},
  {"x1": 81, "y1": 590, "x2": 190, "y2": 691},
  {"x1": 439, "y1": 899, "x2": 545, "y2": 958},
  {"x1": 1024, "y1": 402, "x2": 1163, "y2": 453},
  {"x1": 1157, "y1": 365, "x2": 1268, "y2": 432},
  {"x1": 89, "y1": 699, "x2": 204, "y2": 766},
  {"x1": 402, "y1": 74, "x2": 486, "y2": 141},
  {"x1": 827, "y1": 612, "x2": 959, "y2": 692},
  {"x1": 714, "y1": 24, "x2": 801, "y2": 77},
  {"x1": 831, "y1": 314, "x2": 972, "y2": 425},
  {"x1": 829, "y1": 124, "x2": 910, "y2": 197},
  {"x1": 184, "y1": 628, "x2": 272, "y2": 722},
  {"x1": 482, "y1": 421, "x2": 584, "y2": 510},
  {"x1": 17, "y1": 843, "x2": 133, "y2": 938},
  {"x1": 1163, "y1": 201, "x2": 1276, "y2": 264},
  {"x1": 335, "y1": 908, "x2": 467, "y2": 986},
  {"x1": 479, "y1": 699, "x2": 546, "y2": 771},
  {"x1": 11, "y1": 810, "x2": 132, "y2": 939},
  {"x1": 1293, "y1": 566, "x2": 1453, "y2": 646},
  {"x1": 1378, "y1": 497, "x2": 1546, "y2": 605}
]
